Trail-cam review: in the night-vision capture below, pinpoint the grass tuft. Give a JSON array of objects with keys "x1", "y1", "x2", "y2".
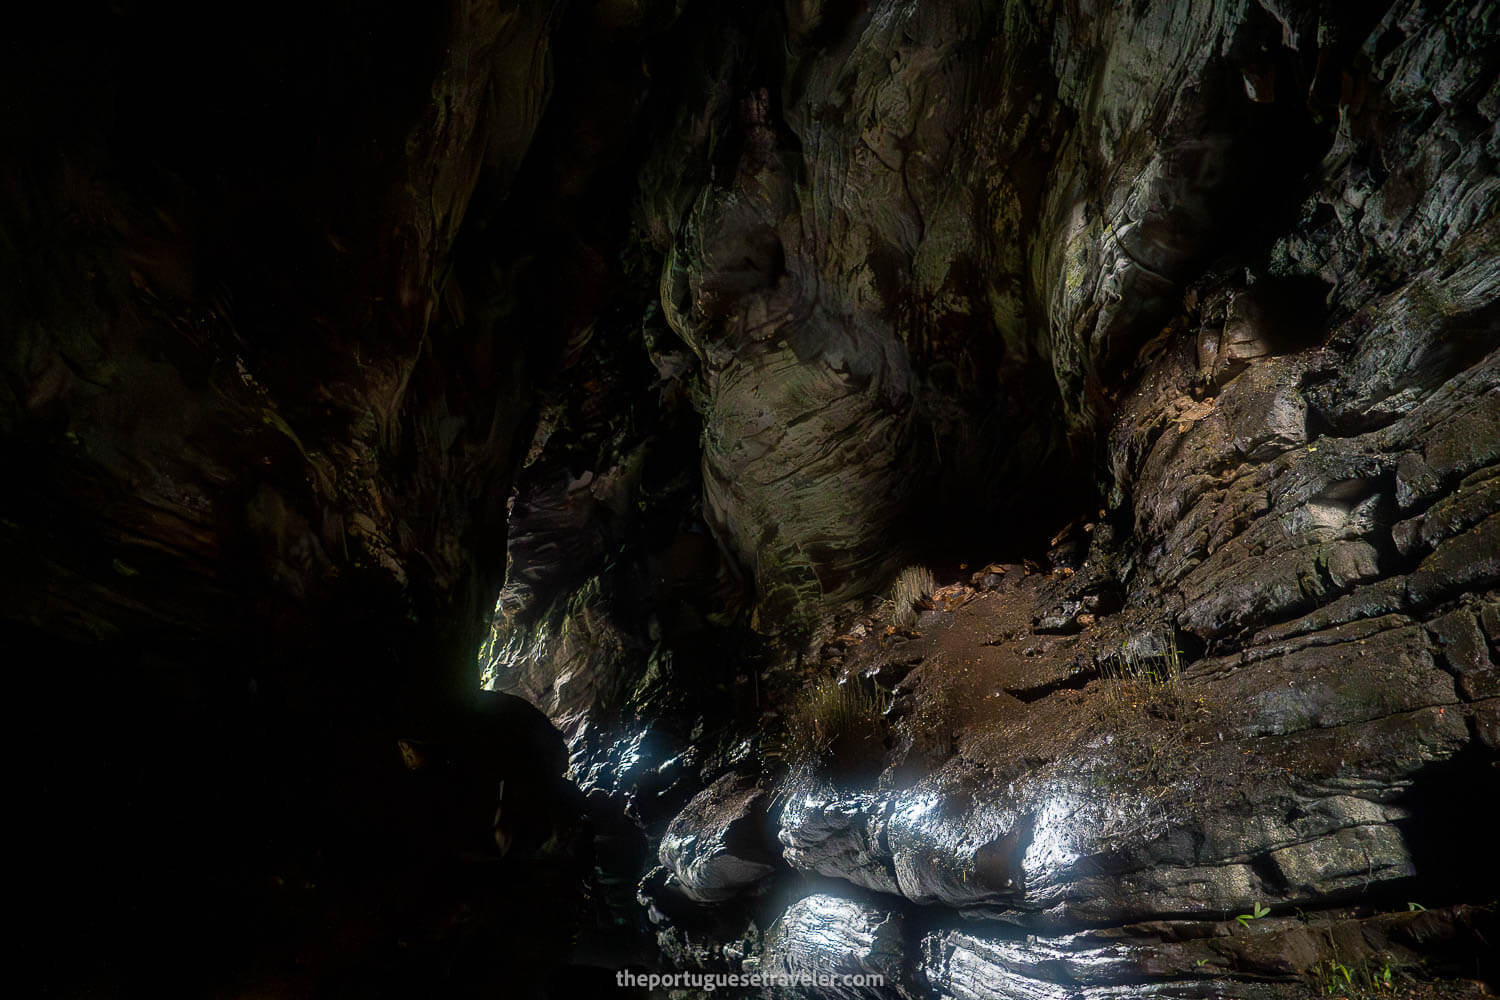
[
  {"x1": 890, "y1": 565, "x2": 936, "y2": 629},
  {"x1": 1096, "y1": 629, "x2": 1184, "y2": 712},
  {"x1": 766, "y1": 675, "x2": 889, "y2": 779}
]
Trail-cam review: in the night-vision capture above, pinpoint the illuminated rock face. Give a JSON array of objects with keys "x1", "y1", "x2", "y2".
[
  {"x1": 659, "y1": 771, "x2": 781, "y2": 902},
  {"x1": 5, "y1": 0, "x2": 1497, "y2": 996},
  {"x1": 626, "y1": 0, "x2": 1500, "y2": 994}
]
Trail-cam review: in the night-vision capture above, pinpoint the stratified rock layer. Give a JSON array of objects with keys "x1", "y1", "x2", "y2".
[
  {"x1": 631, "y1": 0, "x2": 1500, "y2": 996},
  {"x1": 6, "y1": 0, "x2": 1498, "y2": 996},
  {"x1": 660, "y1": 771, "x2": 781, "y2": 902}
]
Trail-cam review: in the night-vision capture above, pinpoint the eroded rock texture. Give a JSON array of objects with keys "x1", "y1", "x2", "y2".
[
  {"x1": 488, "y1": 0, "x2": 1498, "y2": 996},
  {"x1": 6, "y1": 0, "x2": 1498, "y2": 996},
  {"x1": 3, "y1": 1, "x2": 675, "y2": 994}
]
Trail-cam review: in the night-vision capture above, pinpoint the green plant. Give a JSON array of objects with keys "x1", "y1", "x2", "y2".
[
  {"x1": 889, "y1": 564, "x2": 936, "y2": 629},
  {"x1": 1096, "y1": 629, "x2": 1184, "y2": 713},
  {"x1": 767, "y1": 675, "x2": 890, "y2": 778},
  {"x1": 1311, "y1": 956, "x2": 1398, "y2": 996},
  {"x1": 1406, "y1": 901, "x2": 1426, "y2": 911},
  {"x1": 1236, "y1": 901, "x2": 1271, "y2": 927}
]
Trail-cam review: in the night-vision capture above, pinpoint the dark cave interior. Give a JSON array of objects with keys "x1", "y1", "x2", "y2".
[{"x1": 4, "y1": 1, "x2": 1498, "y2": 997}]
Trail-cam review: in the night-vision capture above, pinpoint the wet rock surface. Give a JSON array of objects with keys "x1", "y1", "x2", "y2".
[
  {"x1": 617, "y1": 0, "x2": 1498, "y2": 995},
  {"x1": 6, "y1": 0, "x2": 1498, "y2": 997},
  {"x1": 750, "y1": 893, "x2": 919, "y2": 999},
  {"x1": 660, "y1": 772, "x2": 782, "y2": 903}
]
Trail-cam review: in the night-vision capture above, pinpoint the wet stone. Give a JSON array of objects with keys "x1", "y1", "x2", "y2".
[{"x1": 660, "y1": 772, "x2": 782, "y2": 903}]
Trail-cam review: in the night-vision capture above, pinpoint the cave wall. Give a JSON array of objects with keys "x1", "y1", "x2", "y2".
[
  {"x1": 485, "y1": 0, "x2": 1499, "y2": 995},
  {"x1": 3, "y1": 0, "x2": 1497, "y2": 995},
  {"x1": 1, "y1": 1, "x2": 676, "y2": 992}
]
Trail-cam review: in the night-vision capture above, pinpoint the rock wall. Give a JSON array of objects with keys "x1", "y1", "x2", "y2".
[
  {"x1": 2, "y1": 1, "x2": 676, "y2": 993},
  {"x1": 5, "y1": 0, "x2": 1497, "y2": 996},
  {"x1": 536, "y1": 0, "x2": 1499, "y2": 996}
]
